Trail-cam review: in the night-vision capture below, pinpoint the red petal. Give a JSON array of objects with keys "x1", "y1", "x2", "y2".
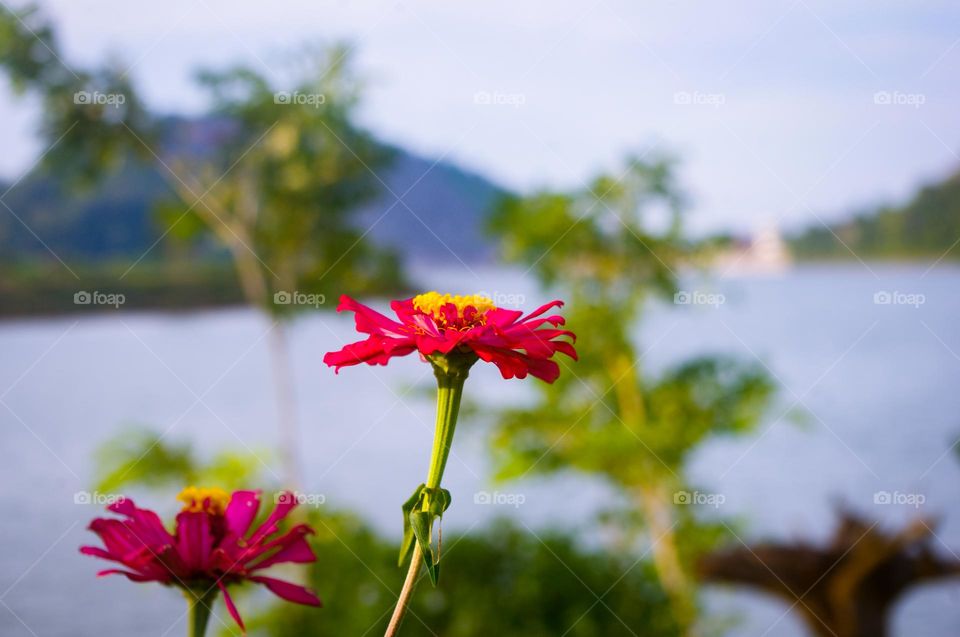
[
  {"x1": 471, "y1": 346, "x2": 562, "y2": 383},
  {"x1": 485, "y1": 307, "x2": 524, "y2": 327},
  {"x1": 323, "y1": 336, "x2": 416, "y2": 371},
  {"x1": 337, "y1": 295, "x2": 408, "y2": 338},
  {"x1": 519, "y1": 300, "x2": 565, "y2": 322}
]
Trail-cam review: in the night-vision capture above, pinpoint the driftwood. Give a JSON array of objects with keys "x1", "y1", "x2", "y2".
[{"x1": 697, "y1": 511, "x2": 960, "y2": 637}]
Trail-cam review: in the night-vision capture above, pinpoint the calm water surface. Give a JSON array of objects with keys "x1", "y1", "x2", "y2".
[{"x1": 1, "y1": 264, "x2": 959, "y2": 635}]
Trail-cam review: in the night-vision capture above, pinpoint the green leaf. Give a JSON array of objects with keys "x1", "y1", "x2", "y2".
[
  {"x1": 398, "y1": 485, "x2": 453, "y2": 584},
  {"x1": 410, "y1": 509, "x2": 439, "y2": 584},
  {"x1": 398, "y1": 483, "x2": 425, "y2": 567}
]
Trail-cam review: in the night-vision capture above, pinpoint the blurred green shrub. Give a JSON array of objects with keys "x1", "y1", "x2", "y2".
[
  {"x1": 248, "y1": 514, "x2": 681, "y2": 637},
  {"x1": 92, "y1": 428, "x2": 682, "y2": 637}
]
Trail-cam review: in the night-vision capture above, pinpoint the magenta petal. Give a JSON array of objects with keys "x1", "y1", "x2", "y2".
[
  {"x1": 246, "y1": 496, "x2": 297, "y2": 546},
  {"x1": 109, "y1": 498, "x2": 175, "y2": 546},
  {"x1": 250, "y1": 575, "x2": 322, "y2": 606},
  {"x1": 96, "y1": 568, "x2": 154, "y2": 582},
  {"x1": 80, "y1": 546, "x2": 128, "y2": 566},
  {"x1": 175, "y1": 511, "x2": 213, "y2": 571},
  {"x1": 217, "y1": 582, "x2": 246, "y2": 632},
  {"x1": 249, "y1": 529, "x2": 316, "y2": 570},
  {"x1": 80, "y1": 545, "x2": 123, "y2": 563},
  {"x1": 225, "y1": 490, "x2": 261, "y2": 538}
]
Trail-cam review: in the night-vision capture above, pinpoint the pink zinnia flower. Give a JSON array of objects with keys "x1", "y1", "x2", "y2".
[
  {"x1": 323, "y1": 292, "x2": 577, "y2": 382},
  {"x1": 81, "y1": 487, "x2": 322, "y2": 632}
]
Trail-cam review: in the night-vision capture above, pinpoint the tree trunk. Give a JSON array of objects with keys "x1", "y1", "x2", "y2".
[
  {"x1": 637, "y1": 485, "x2": 696, "y2": 635},
  {"x1": 267, "y1": 320, "x2": 304, "y2": 489}
]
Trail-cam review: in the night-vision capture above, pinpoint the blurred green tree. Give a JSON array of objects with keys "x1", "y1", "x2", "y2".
[
  {"x1": 0, "y1": 4, "x2": 408, "y2": 488},
  {"x1": 0, "y1": 3, "x2": 154, "y2": 184},
  {"x1": 150, "y1": 49, "x2": 404, "y2": 488},
  {"x1": 487, "y1": 155, "x2": 775, "y2": 633}
]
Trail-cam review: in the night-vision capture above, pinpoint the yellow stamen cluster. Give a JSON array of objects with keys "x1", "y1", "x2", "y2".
[
  {"x1": 413, "y1": 292, "x2": 496, "y2": 322},
  {"x1": 177, "y1": 486, "x2": 229, "y2": 515}
]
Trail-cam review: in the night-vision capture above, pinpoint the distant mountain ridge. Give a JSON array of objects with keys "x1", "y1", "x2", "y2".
[{"x1": 0, "y1": 116, "x2": 506, "y2": 267}]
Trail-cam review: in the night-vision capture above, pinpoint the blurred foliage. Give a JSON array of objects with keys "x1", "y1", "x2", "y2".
[
  {"x1": 0, "y1": 3, "x2": 408, "y2": 316},
  {"x1": 487, "y1": 155, "x2": 776, "y2": 633},
  {"x1": 493, "y1": 356, "x2": 773, "y2": 485},
  {"x1": 246, "y1": 514, "x2": 681, "y2": 637},
  {"x1": 0, "y1": 4, "x2": 154, "y2": 185},
  {"x1": 91, "y1": 428, "x2": 681, "y2": 637},
  {"x1": 790, "y1": 169, "x2": 960, "y2": 260},
  {"x1": 93, "y1": 426, "x2": 266, "y2": 494},
  {"x1": 491, "y1": 154, "x2": 687, "y2": 306},
  {"x1": 154, "y1": 47, "x2": 406, "y2": 316}
]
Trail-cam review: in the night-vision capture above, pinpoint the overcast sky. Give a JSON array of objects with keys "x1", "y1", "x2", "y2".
[{"x1": 2, "y1": 0, "x2": 958, "y2": 234}]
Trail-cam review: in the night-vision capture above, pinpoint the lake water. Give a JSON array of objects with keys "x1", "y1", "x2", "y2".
[{"x1": 1, "y1": 264, "x2": 959, "y2": 636}]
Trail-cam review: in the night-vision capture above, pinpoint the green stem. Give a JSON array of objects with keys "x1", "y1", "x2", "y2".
[
  {"x1": 425, "y1": 369, "x2": 468, "y2": 489},
  {"x1": 185, "y1": 588, "x2": 218, "y2": 637},
  {"x1": 384, "y1": 364, "x2": 469, "y2": 637}
]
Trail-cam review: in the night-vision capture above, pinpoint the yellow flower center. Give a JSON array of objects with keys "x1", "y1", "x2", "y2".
[
  {"x1": 177, "y1": 486, "x2": 229, "y2": 515},
  {"x1": 413, "y1": 292, "x2": 496, "y2": 324}
]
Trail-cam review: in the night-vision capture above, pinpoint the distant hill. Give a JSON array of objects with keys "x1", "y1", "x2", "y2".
[
  {"x1": 0, "y1": 116, "x2": 505, "y2": 267},
  {"x1": 789, "y1": 167, "x2": 960, "y2": 261},
  {"x1": 359, "y1": 151, "x2": 503, "y2": 264}
]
